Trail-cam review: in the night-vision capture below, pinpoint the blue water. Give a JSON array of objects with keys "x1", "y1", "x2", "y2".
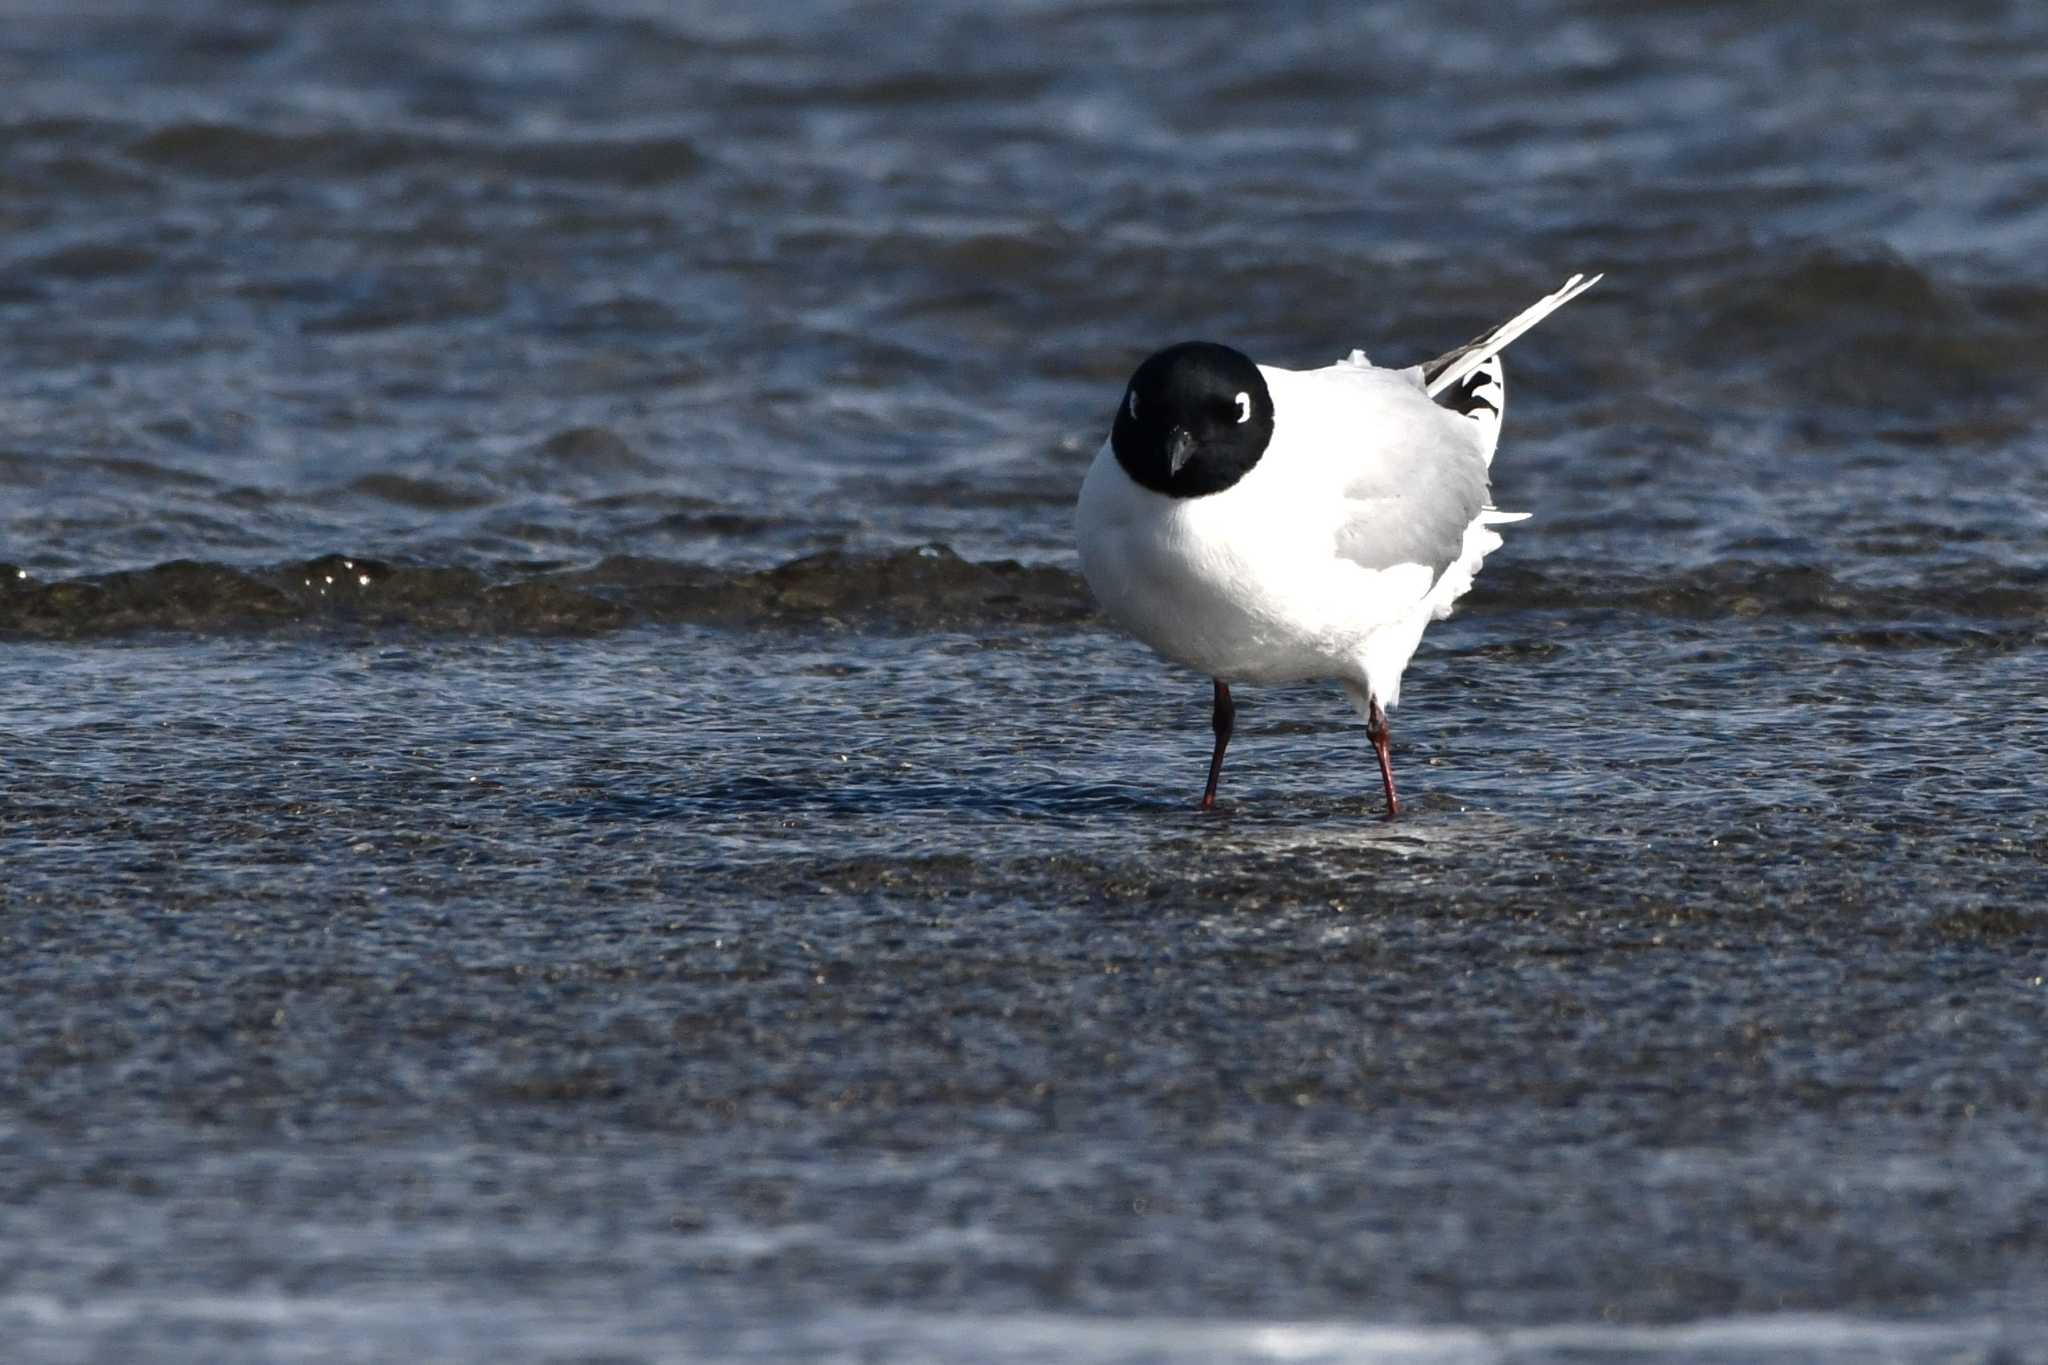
[{"x1": 3, "y1": 1, "x2": 2046, "y2": 1361}]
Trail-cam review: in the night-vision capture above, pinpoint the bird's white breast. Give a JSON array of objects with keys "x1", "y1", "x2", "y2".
[{"x1": 1075, "y1": 437, "x2": 1436, "y2": 685}]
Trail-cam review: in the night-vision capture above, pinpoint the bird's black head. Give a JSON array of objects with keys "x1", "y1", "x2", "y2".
[{"x1": 1109, "y1": 341, "x2": 1275, "y2": 498}]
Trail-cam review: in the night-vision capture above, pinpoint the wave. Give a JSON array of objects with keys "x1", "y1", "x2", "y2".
[
  {"x1": 0, "y1": 547, "x2": 1090, "y2": 640},
  {"x1": 1483, "y1": 560, "x2": 2048, "y2": 624},
  {"x1": 0, "y1": 116, "x2": 704, "y2": 192},
  {"x1": 3, "y1": 548, "x2": 2043, "y2": 641},
  {"x1": 1681, "y1": 249, "x2": 2048, "y2": 411}
]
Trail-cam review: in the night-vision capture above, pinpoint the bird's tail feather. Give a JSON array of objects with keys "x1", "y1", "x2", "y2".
[{"x1": 1422, "y1": 272, "x2": 1603, "y2": 399}]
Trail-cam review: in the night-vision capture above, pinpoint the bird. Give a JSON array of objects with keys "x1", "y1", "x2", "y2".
[{"x1": 1074, "y1": 272, "x2": 1601, "y2": 818}]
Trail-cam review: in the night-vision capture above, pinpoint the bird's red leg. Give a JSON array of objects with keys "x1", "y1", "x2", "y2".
[
  {"x1": 1366, "y1": 698, "x2": 1400, "y2": 820},
  {"x1": 1200, "y1": 679, "x2": 1234, "y2": 810}
]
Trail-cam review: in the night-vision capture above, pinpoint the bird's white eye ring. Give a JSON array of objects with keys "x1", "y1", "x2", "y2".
[
  {"x1": 1127, "y1": 390, "x2": 1139, "y2": 420},
  {"x1": 1234, "y1": 391, "x2": 1251, "y2": 424}
]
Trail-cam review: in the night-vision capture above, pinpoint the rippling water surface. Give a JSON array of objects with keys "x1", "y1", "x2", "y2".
[{"x1": 3, "y1": 2, "x2": 2046, "y2": 1361}]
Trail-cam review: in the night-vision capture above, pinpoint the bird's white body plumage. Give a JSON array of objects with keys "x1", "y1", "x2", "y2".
[
  {"x1": 1077, "y1": 361, "x2": 1498, "y2": 710},
  {"x1": 1077, "y1": 275, "x2": 1596, "y2": 720}
]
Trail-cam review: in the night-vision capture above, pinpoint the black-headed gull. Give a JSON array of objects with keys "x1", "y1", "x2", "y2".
[{"x1": 1075, "y1": 273, "x2": 1601, "y2": 818}]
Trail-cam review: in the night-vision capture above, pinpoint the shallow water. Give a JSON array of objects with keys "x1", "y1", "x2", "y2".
[{"x1": 4, "y1": 1, "x2": 2047, "y2": 1361}]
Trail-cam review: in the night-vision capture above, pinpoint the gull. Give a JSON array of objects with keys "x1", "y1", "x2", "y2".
[{"x1": 1074, "y1": 273, "x2": 1601, "y2": 817}]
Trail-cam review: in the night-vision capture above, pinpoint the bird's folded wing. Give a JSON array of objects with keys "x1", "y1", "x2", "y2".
[
  {"x1": 1332, "y1": 478, "x2": 1484, "y2": 584},
  {"x1": 1328, "y1": 396, "x2": 1490, "y2": 582}
]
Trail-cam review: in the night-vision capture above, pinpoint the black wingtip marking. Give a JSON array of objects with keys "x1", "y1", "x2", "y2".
[{"x1": 1437, "y1": 365, "x2": 1502, "y2": 419}]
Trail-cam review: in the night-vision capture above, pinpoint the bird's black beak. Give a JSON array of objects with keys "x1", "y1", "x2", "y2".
[{"x1": 1166, "y1": 426, "x2": 1197, "y2": 476}]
